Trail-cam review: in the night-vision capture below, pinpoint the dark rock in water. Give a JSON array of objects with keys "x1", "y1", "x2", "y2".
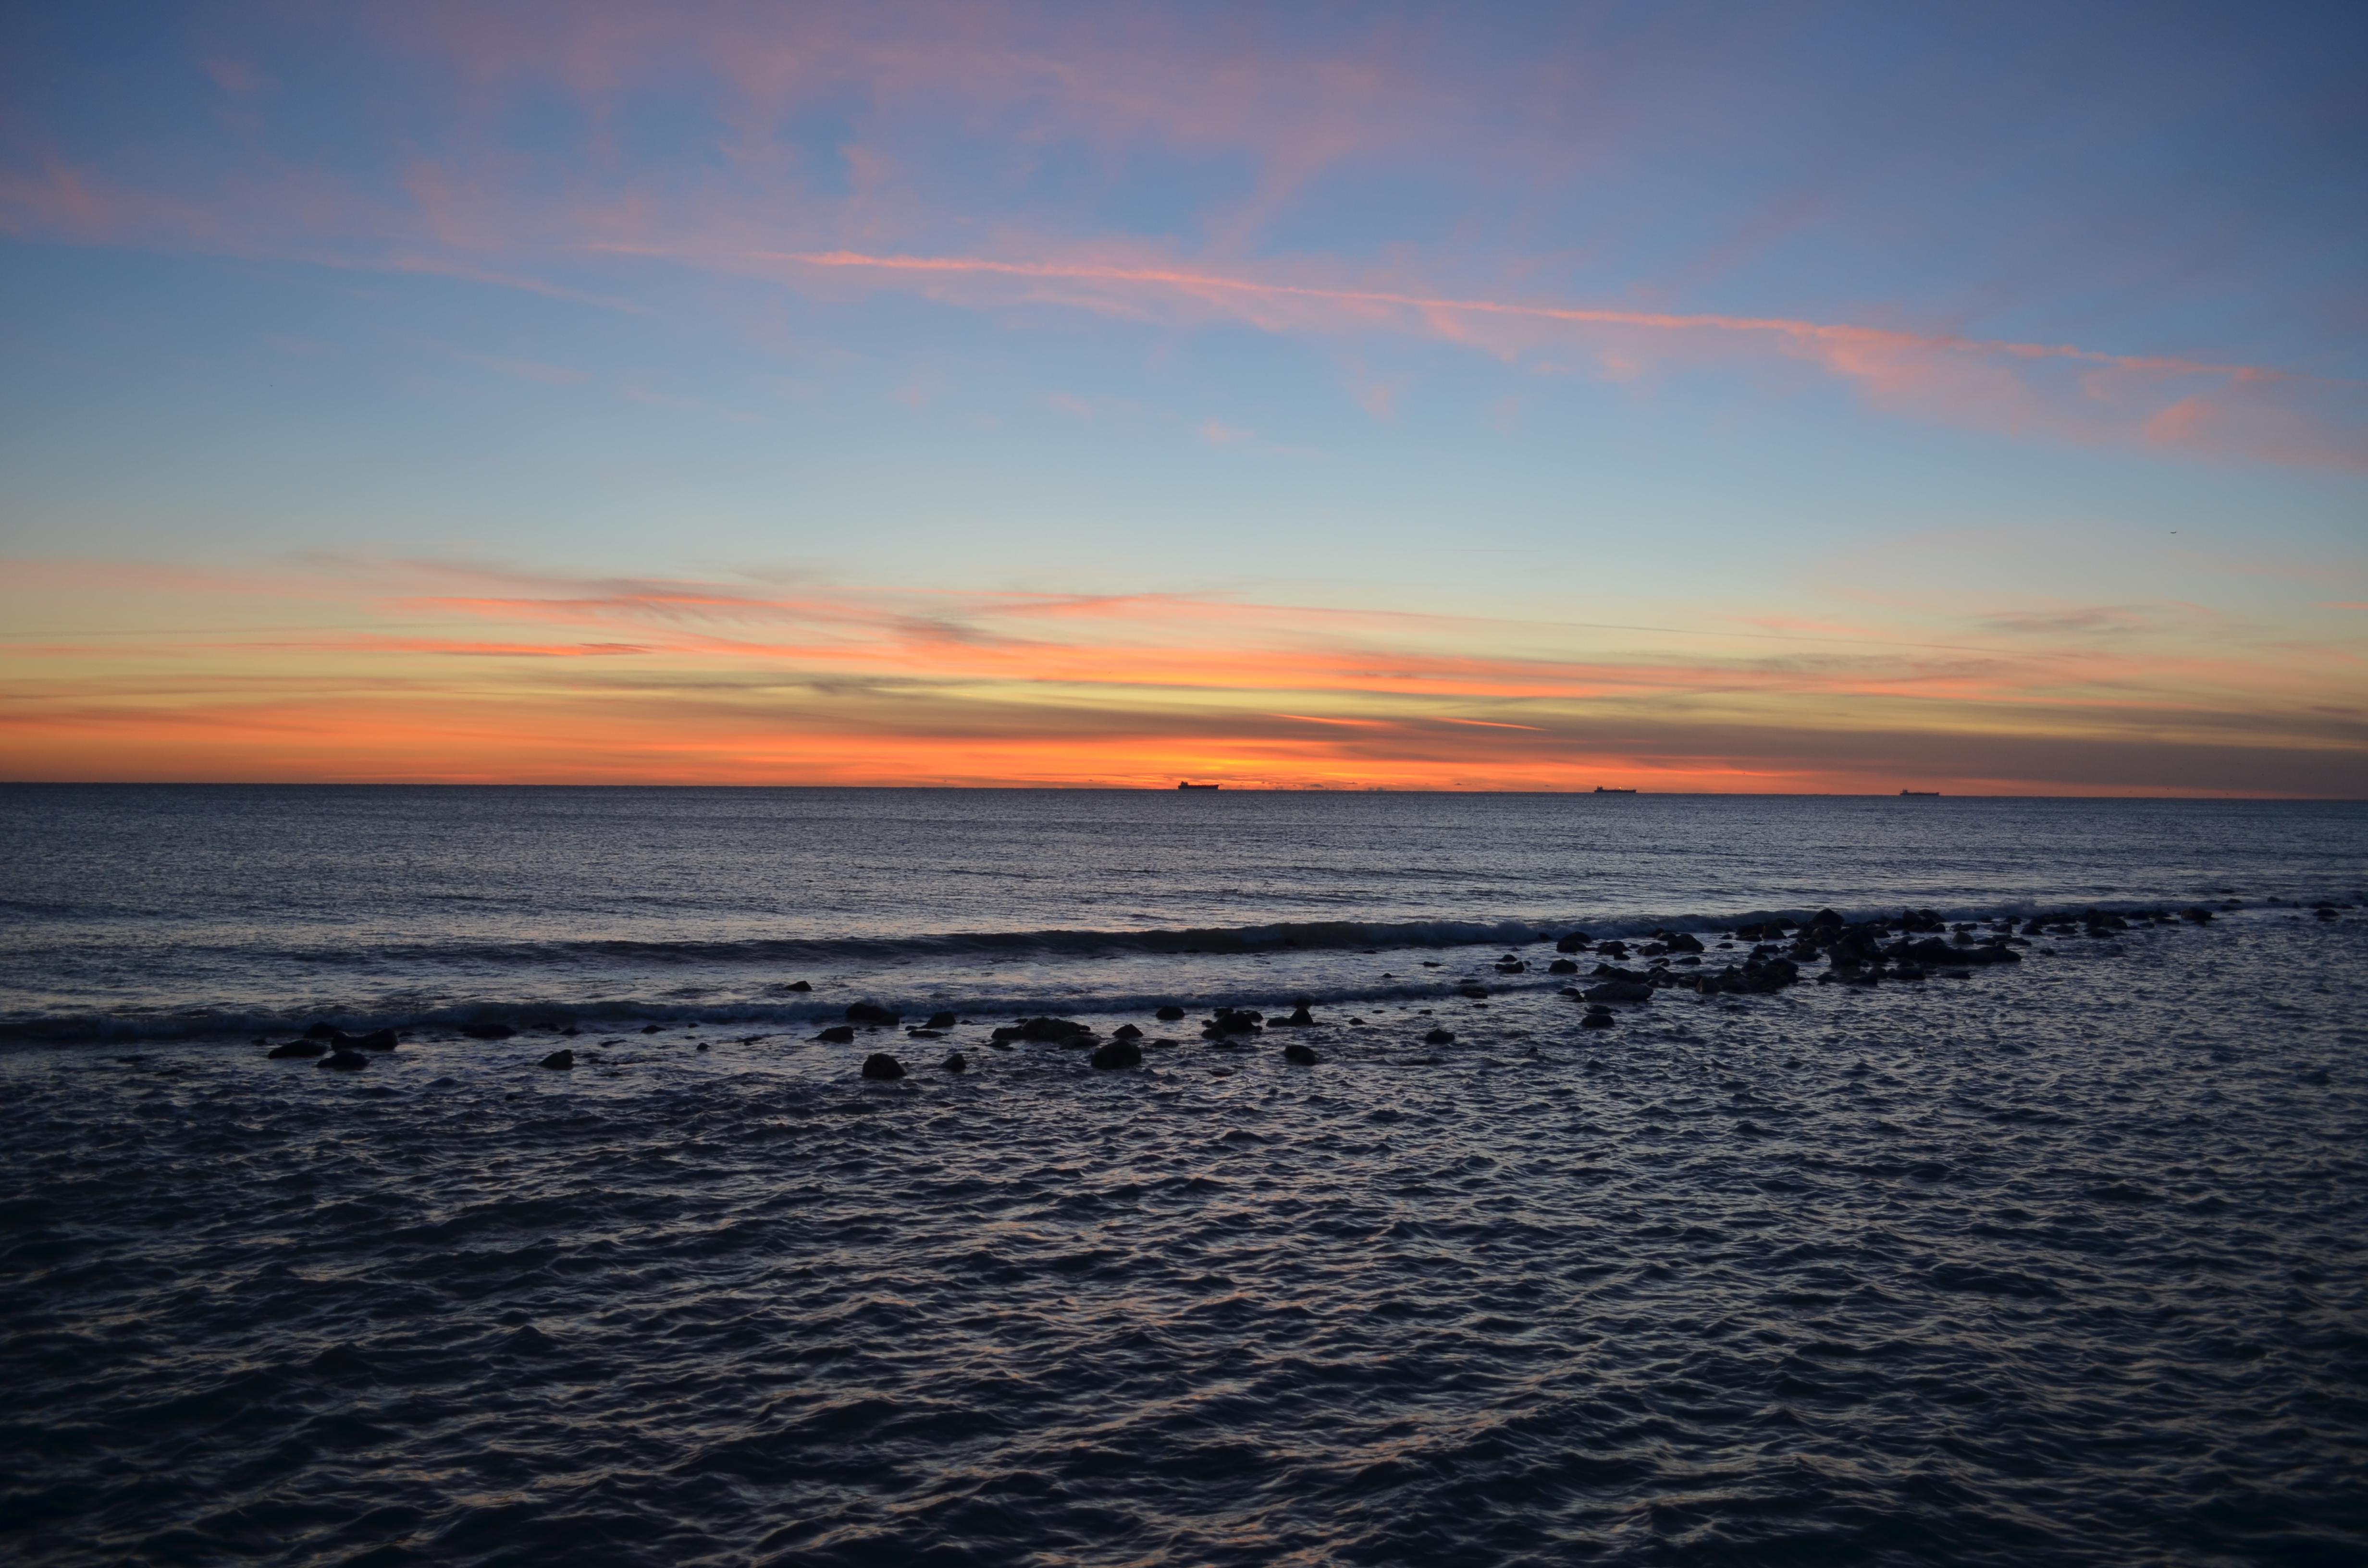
[
  {"x1": 641, "y1": 1023, "x2": 662, "y2": 1033},
  {"x1": 696, "y1": 1041, "x2": 710, "y2": 1052},
  {"x1": 1958, "y1": 943, "x2": 2021, "y2": 965},
  {"x1": 461, "y1": 1023, "x2": 516, "y2": 1041},
  {"x1": 352, "y1": 1028, "x2": 399, "y2": 1051},
  {"x1": 815, "y1": 1025, "x2": 857, "y2": 1044},
  {"x1": 1547, "y1": 958, "x2": 1579, "y2": 974},
  {"x1": 1596, "y1": 940, "x2": 1630, "y2": 958},
  {"x1": 1661, "y1": 931, "x2": 1705, "y2": 954},
  {"x1": 940, "y1": 1052, "x2": 968, "y2": 1073},
  {"x1": 1494, "y1": 960, "x2": 1526, "y2": 974},
  {"x1": 539, "y1": 1050, "x2": 575, "y2": 1069},
  {"x1": 1580, "y1": 1013, "x2": 1615, "y2": 1029},
  {"x1": 1555, "y1": 931, "x2": 1593, "y2": 952},
  {"x1": 1583, "y1": 980, "x2": 1654, "y2": 1004},
  {"x1": 861, "y1": 1053, "x2": 905, "y2": 1080},
  {"x1": 317, "y1": 1051, "x2": 369, "y2": 1071},
  {"x1": 1089, "y1": 1038, "x2": 1143, "y2": 1069},
  {"x1": 846, "y1": 1001, "x2": 900, "y2": 1027},
  {"x1": 1284, "y1": 1005, "x2": 1315, "y2": 1027},
  {"x1": 2182, "y1": 906, "x2": 2215, "y2": 924},
  {"x1": 995, "y1": 1017, "x2": 1095, "y2": 1045},
  {"x1": 1283, "y1": 1041, "x2": 1320, "y2": 1065},
  {"x1": 785, "y1": 980, "x2": 813, "y2": 992},
  {"x1": 905, "y1": 1029, "x2": 943, "y2": 1040},
  {"x1": 1809, "y1": 908, "x2": 1845, "y2": 929},
  {"x1": 1112, "y1": 1023, "x2": 1144, "y2": 1040},
  {"x1": 1423, "y1": 1027, "x2": 1456, "y2": 1045},
  {"x1": 1456, "y1": 984, "x2": 1490, "y2": 999},
  {"x1": 1203, "y1": 1008, "x2": 1263, "y2": 1038},
  {"x1": 925, "y1": 1011, "x2": 958, "y2": 1029},
  {"x1": 267, "y1": 1040, "x2": 327, "y2": 1059},
  {"x1": 1156, "y1": 1004, "x2": 1187, "y2": 1021},
  {"x1": 303, "y1": 1022, "x2": 342, "y2": 1041}
]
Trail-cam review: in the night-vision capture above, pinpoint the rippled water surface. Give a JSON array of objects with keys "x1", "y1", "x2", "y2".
[{"x1": 2, "y1": 788, "x2": 2365, "y2": 1564}]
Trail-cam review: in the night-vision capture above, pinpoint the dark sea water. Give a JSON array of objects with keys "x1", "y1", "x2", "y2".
[{"x1": 2, "y1": 786, "x2": 2364, "y2": 1565}]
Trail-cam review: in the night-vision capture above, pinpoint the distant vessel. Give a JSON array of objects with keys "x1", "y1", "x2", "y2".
[
  {"x1": 1593, "y1": 786, "x2": 1637, "y2": 794},
  {"x1": 1177, "y1": 781, "x2": 1220, "y2": 790},
  {"x1": 1899, "y1": 789, "x2": 1940, "y2": 797}
]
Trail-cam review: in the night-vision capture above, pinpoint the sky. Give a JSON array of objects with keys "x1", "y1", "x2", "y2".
[{"x1": 1, "y1": 0, "x2": 2363, "y2": 792}]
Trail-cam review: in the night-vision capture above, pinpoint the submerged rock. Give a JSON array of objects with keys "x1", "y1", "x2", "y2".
[
  {"x1": 845, "y1": 1001, "x2": 901, "y2": 1027},
  {"x1": 1283, "y1": 1041, "x2": 1320, "y2": 1065},
  {"x1": 1547, "y1": 958, "x2": 1579, "y2": 974},
  {"x1": 461, "y1": 1023, "x2": 516, "y2": 1041},
  {"x1": 1090, "y1": 1038, "x2": 1143, "y2": 1069},
  {"x1": 861, "y1": 1053, "x2": 906, "y2": 1080},
  {"x1": 940, "y1": 1052, "x2": 968, "y2": 1073},
  {"x1": 317, "y1": 1050, "x2": 369, "y2": 1071},
  {"x1": 815, "y1": 1025, "x2": 857, "y2": 1044},
  {"x1": 1423, "y1": 1027, "x2": 1456, "y2": 1045},
  {"x1": 1580, "y1": 1013, "x2": 1615, "y2": 1029},
  {"x1": 784, "y1": 980, "x2": 813, "y2": 992},
  {"x1": 267, "y1": 1040, "x2": 327, "y2": 1059},
  {"x1": 1582, "y1": 980, "x2": 1654, "y2": 1004},
  {"x1": 1156, "y1": 1005, "x2": 1187, "y2": 1021},
  {"x1": 351, "y1": 1028, "x2": 399, "y2": 1052},
  {"x1": 925, "y1": 1011, "x2": 958, "y2": 1029},
  {"x1": 539, "y1": 1049, "x2": 575, "y2": 1069},
  {"x1": 1555, "y1": 931, "x2": 1593, "y2": 952}
]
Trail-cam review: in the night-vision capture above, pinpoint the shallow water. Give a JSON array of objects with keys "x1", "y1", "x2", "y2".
[
  {"x1": 2, "y1": 790, "x2": 2365, "y2": 1564},
  {"x1": 3, "y1": 786, "x2": 2363, "y2": 1040}
]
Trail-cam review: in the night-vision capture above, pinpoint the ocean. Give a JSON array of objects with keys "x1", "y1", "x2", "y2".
[{"x1": 2, "y1": 785, "x2": 2363, "y2": 1565}]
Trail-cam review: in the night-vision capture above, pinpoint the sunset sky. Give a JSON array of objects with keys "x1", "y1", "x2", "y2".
[{"x1": 2, "y1": 1, "x2": 2363, "y2": 792}]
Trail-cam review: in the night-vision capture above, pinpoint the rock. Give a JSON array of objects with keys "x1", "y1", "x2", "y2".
[
  {"x1": 1547, "y1": 958, "x2": 1579, "y2": 974},
  {"x1": 1662, "y1": 931, "x2": 1705, "y2": 954},
  {"x1": 1283, "y1": 1042, "x2": 1320, "y2": 1065},
  {"x1": 1596, "y1": 940, "x2": 1630, "y2": 958},
  {"x1": 352, "y1": 1028, "x2": 399, "y2": 1051},
  {"x1": 317, "y1": 1050, "x2": 369, "y2": 1071},
  {"x1": 845, "y1": 1001, "x2": 900, "y2": 1027},
  {"x1": 1202, "y1": 1009, "x2": 1263, "y2": 1038},
  {"x1": 1582, "y1": 980, "x2": 1654, "y2": 1004},
  {"x1": 1958, "y1": 943, "x2": 2021, "y2": 965},
  {"x1": 925, "y1": 1011, "x2": 958, "y2": 1029},
  {"x1": 267, "y1": 1040, "x2": 327, "y2": 1059},
  {"x1": 2182, "y1": 906, "x2": 2214, "y2": 924},
  {"x1": 1156, "y1": 1005, "x2": 1187, "y2": 1021},
  {"x1": 995, "y1": 1017, "x2": 1095, "y2": 1045},
  {"x1": 1089, "y1": 1038, "x2": 1143, "y2": 1069},
  {"x1": 1555, "y1": 932, "x2": 1592, "y2": 952},
  {"x1": 1456, "y1": 984, "x2": 1489, "y2": 999},
  {"x1": 461, "y1": 1023, "x2": 516, "y2": 1041},
  {"x1": 1284, "y1": 1005, "x2": 1315, "y2": 1027},
  {"x1": 815, "y1": 1025, "x2": 857, "y2": 1044},
  {"x1": 1423, "y1": 1027, "x2": 1456, "y2": 1045},
  {"x1": 1112, "y1": 1023, "x2": 1144, "y2": 1040},
  {"x1": 785, "y1": 980, "x2": 813, "y2": 992},
  {"x1": 1580, "y1": 1013, "x2": 1615, "y2": 1029},
  {"x1": 940, "y1": 1052, "x2": 968, "y2": 1072},
  {"x1": 539, "y1": 1049, "x2": 575, "y2": 1069},
  {"x1": 1808, "y1": 908, "x2": 1844, "y2": 930},
  {"x1": 1494, "y1": 960, "x2": 1526, "y2": 973},
  {"x1": 860, "y1": 1053, "x2": 905, "y2": 1080},
  {"x1": 303, "y1": 1022, "x2": 342, "y2": 1041},
  {"x1": 641, "y1": 1023, "x2": 662, "y2": 1033}
]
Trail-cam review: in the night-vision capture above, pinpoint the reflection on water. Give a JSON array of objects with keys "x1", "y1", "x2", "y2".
[{"x1": 3, "y1": 910, "x2": 2361, "y2": 1564}]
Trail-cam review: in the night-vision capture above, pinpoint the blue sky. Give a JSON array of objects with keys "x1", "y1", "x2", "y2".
[{"x1": 1, "y1": 1, "x2": 2362, "y2": 789}]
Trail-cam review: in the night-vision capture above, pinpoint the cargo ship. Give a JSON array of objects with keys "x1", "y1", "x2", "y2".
[{"x1": 1177, "y1": 781, "x2": 1220, "y2": 790}]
